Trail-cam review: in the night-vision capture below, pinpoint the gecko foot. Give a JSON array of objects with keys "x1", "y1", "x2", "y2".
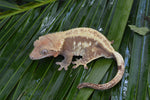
[
  {"x1": 72, "y1": 59, "x2": 88, "y2": 69},
  {"x1": 56, "y1": 62, "x2": 68, "y2": 71},
  {"x1": 111, "y1": 40, "x2": 114, "y2": 44}
]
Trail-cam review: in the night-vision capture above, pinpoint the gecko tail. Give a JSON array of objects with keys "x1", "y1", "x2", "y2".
[{"x1": 77, "y1": 51, "x2": 125, "y2": 90}]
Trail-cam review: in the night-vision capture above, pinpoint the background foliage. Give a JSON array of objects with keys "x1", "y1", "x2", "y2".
[{"x1": 0, "y1": 0, "x2": 150, "y2": 100}]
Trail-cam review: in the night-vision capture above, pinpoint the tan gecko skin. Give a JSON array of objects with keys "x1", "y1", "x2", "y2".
[{"x1": 29, "y1": 27, "x2": 125, "y2": 90}]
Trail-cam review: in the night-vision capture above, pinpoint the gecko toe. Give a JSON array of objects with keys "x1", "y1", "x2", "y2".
[
  {"x1": 84, "y1": 65, "x2": 88, "y2": 69},
  {"x1": 72, "y1": 65, "x2": 79, "y2": 69},
  {"x1": 56, "y1": 62, "x2": 61, "y2": 65},
  {"x1": 56, "y1": 62, "x2": 69, "y2": 70},
  {"x1": 64, "y1": 67, "x2": 68, "y2": 70},
  {"x1": 58, "y1": 67, "x2": 63, "y2": 71}
]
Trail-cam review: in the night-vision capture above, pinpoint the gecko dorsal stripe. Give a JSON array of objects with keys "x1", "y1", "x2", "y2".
[{"x1": 64, "y1": 28, "x2": 114, "y2": 52}]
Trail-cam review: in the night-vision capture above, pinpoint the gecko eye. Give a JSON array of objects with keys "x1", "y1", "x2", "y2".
[{"x1": 41, "y1": 49, "x2": 48, "y2": 55}]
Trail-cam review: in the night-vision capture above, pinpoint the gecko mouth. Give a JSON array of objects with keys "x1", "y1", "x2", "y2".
[{"x1": 29, "y1": 54, "x2": 51, "y2": 60}]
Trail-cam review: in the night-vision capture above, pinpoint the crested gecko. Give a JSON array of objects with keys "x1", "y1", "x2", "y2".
[{"x1": 29, "y1": 27, "x2": 125, "y2": 90}]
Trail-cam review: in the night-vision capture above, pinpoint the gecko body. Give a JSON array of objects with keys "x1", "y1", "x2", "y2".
[{"x1": 30, "y1": 27, "x2": 124, "y2": 90}]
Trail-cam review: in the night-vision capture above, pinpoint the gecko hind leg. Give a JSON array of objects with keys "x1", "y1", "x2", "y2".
[
  {"x1": 72, "y1": 46, "x2": 110, "y2": 69},
  {"x1": 72, "y1": 51, "x2": 98, "y2": 69},
  {"x1": 72, "y1": 58, "x2": 89, "y2": 69}
]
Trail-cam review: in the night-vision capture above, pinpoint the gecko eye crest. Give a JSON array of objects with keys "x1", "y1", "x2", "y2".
[{"x1": 41, "y1": 49, "x2": 48, "y2": 55}]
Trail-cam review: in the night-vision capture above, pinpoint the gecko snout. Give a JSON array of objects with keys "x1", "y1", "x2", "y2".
[
  {"x1": 29, "y1": 55, "x2": 34, "y2": 60},
  {"x1": 29, "y1": 52, "x2": 36, "y2": 60}
]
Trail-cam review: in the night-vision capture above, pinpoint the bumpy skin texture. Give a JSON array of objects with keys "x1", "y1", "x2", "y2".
[{"x1": 29, "y1": 27, "x2": 125, "y2": 90}]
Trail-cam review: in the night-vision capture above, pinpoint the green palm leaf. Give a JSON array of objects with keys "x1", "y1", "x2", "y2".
[
  {"x1": 0, "y1": 0, "x2": 150, "y2": 100},
  {"x1": 0, "y1": 0, "x2": 20, "y2": 10}
]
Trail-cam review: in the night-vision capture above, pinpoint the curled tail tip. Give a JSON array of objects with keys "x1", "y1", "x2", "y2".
[{"x1": 77, "y1": 83, "x2": 85, "y2": 89}]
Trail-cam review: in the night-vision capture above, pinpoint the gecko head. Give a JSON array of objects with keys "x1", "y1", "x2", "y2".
[{"x1": 29, "y1": 35, "x2": 60, "y2": 60}]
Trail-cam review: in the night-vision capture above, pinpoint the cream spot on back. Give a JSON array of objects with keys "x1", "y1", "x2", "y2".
[
  {"x1": 73, "y1": 41, "x2": 76, "y2": 46},
  {"x1": 82, "y1": 42, "x2": 90, "y2": 48},
  {"x1": 78, "y1": 42, "x2": 82, "y2": 47},
  {"x1": 92, "y1": 48, "x2": 95, "y2": 52},
  {"x1": 75, "y1": 46, "x2": 82, "y2": 55},
  {"x1": 89, "y1": 42, "x2": 92, "y2": 46},
  {"x1": 73, "y1": 41, "x2": 76, "y2": 50}
]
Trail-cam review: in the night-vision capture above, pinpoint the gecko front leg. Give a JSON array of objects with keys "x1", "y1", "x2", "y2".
[{"x1": 56, "y1": 51, "x2": 73, "y2": 71}]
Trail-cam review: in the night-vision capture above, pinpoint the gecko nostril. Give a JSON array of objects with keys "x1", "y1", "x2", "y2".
[{"x1": 29, "y1": 55, "x2": 34, "y2": 59}]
